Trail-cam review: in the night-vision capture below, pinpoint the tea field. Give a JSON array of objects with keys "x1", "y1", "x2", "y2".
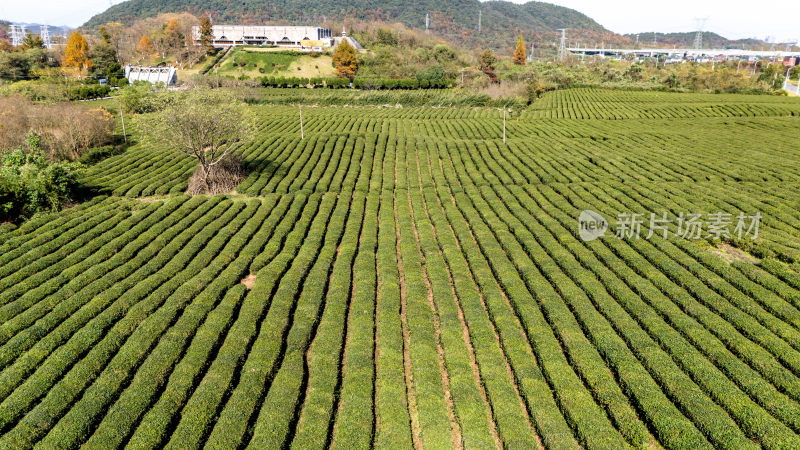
[{"x1": 3, "y1": 88, "x2": 800, "y2": 448}]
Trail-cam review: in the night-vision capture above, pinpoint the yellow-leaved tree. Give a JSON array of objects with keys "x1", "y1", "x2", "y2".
[
  {"x1": 513, "y1": 34, "x2": 527, "y2": 65},
  {"x1": 332, "y1": 39, "x2": 358, "y2": 80},
  {"x1": 137, "y1": 35, "x2": 155, "y2": 57},
  {"x1": 63, "y1": 31, "x2": 92, "y2": 72}
]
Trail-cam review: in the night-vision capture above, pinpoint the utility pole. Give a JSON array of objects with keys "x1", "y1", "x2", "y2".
[
  {"x1": 502, "y1": 108, "x2": 506, "y2": 144},
  {"x1": 299, "y1": 105, "x2": 304, "y2": 140},
  {"x1": 425, "y1": 13, "x2": 429, "y2": 33},
  {"x1": 635, "y1": 33, "x2": 639, "y2": 49},
  {"x1": 119, "y1": 102, "x2": 127, "y2": 143},
  {"x1": 478, "y1": 10, "x2": 481, "y2": 35}
]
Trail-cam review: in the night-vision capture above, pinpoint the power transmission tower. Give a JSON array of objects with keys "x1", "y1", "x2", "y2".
[
  {"x1": 425, "y1": 13, "x2": 429, "y2": 33},
  {"x1": 9, "y1": 25, "x2": 18, "y2": 47},
  {"x1": 477, "y1": 9, "x2": 481, "y2": 35},
  {"x1": 10, "y1": 25, "x2": 26, "y2": 47},
  {"x1": 653, "y1": 33, "x2": 657, "y2": 47},
  {"x1": 557, "y1": 28, "x2": 567, "y2": 61},
  {"x1": 40, "y1": 24, "x2": 51, "y2": 49},
  {"x1": 635, "y1": 33, "x2": 639, "y2": 49},
  {"x1": 693, "y1": 17, "x2": 708, "y2": 49}
]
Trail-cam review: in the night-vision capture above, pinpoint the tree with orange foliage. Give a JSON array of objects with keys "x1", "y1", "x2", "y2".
[
  {"x1": 333, "y1": 39, "x2": 358, "y2": 80},
  {"x1": 513, "y1": 34, "x2": 527, "y2": 65},
  {"x1": 163, "y1": 19, "x2": 183, "y2": 50},
  {"x1": 63, "y1": 31, "x2": 92, "y2": 72},
  {"x1": 136, "y1": 34, "x2": 155, "y2": 56}
]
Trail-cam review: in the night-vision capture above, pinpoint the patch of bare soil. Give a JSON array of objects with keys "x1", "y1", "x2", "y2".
[
  {"x1": 240, "y1": 274, "x2": 257, "y2": 289},
  {"x1": 711, "y1": 243, "x2": 760, "y2": 264}
]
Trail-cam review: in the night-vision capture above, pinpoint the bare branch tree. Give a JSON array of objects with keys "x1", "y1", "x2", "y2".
[{"x1": 148, "y1": 89, "x2": 252, "y2": 193}]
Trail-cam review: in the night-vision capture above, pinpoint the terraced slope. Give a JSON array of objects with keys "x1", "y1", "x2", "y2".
[{"x1": 3, "y1": 88, "x2": 800, "y2": 448}]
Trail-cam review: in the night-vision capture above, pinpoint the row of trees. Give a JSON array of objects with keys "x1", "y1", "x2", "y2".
[{"x1": 0, "y1": 12, "x2": 210, "y2": 83}]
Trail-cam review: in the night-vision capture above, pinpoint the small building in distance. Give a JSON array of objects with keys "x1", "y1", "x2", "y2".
[
  {"x1": 192, "y1": 25, "x2": 334, "y2": 49},
  {"x1": 124, "y1": 65, "x2": 178, "y2": 85}
]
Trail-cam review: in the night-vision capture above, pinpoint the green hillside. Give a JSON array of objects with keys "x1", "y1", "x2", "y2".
[
  {"x1": 83, "y1": 0, "x2": 610, "y2": 47},
  {"x1": 214, "y1": 48, "x2": 336, "y2": 78}
]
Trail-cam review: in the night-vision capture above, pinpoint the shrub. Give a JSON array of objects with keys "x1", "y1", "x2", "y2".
[
  {"x1": 0, "y1": 96, "x2": 115, "y2": 161},
  {"x1": 0, "y1": 135, "x2": 83, "y2": 222},
  {"x1": 119, "y1": 84, "x2": 174, "y2": 114}
]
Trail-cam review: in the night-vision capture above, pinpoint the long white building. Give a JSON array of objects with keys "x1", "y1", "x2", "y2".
[
  {"x1": 124, "y1": 65, "x2": 178, "y2": 85},
  {"x1": 192, "y1": 25, "x2": 334, "y2": 48}
]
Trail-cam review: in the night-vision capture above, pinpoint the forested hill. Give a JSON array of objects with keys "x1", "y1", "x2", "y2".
[{"x1": 83, "y1": 0, "x2": 611, "y2": 47}]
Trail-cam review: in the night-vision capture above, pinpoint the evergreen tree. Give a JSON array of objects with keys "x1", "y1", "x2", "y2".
[
  {"x1": 89, "y1": 41, "x2": 118, "y2": 79},
  {"x1": 22, "y1": 32, "x2": 45, "y2": 50},
  {"x1": 333, "y1": 39, "x2": 358, "y2": 80},
  {"x1": 479, "y1": 49, "x2": 498, "y2": 83},
  {"x1": 199, "y1": 15, "x2": 214, "y2": 54},
  {"x1": 513, "y1": 34, "x2": 526, "y2": 65},
  {"x1": 98, "y1": 25, "x2": 113, "y2": 44}
]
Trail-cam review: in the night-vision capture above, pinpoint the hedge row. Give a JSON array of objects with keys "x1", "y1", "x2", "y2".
[
  {"x1": 162, "y1": 195, "x2": 321, "y2": 448},
  {"x1": 0, "y1": 200, "x2": 250, "y2": 447},
  {"x1": 258, "y1": 76, "x2": 452, "y2": 89},
  {"x1": 203, "y1": 193, "x2": 336, "y2": 448},
  {"x1": 290, "y1": 192, "x2": 366, "y2": 448}
]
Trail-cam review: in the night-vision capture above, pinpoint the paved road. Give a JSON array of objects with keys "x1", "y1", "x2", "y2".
[{"x1": 783, "y1": 80, "x2": 800, "y2": 96}]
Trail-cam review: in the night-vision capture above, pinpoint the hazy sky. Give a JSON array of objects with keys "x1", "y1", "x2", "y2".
[{"x1": 1, "y1": 0, "x2": 798, "y2": 42}]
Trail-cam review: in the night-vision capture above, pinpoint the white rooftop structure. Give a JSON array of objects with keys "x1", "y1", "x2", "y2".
[
  {"x1": 192, "y1": 25, "x2": 334, "y2": 48},
  {"x1": 124, "y1": 65, "x2": 178, "y2": 85}
]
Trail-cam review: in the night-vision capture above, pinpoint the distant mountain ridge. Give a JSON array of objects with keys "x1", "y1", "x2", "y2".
[
  {"x1": 624, "y1": 32, "x2": 770, "y2": 50},
  {"x1": 0, "y1": 22, "x2": 72, "y2": 36}
]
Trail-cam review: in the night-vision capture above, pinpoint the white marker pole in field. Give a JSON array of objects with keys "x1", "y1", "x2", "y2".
[
  {"x1": 119, "y1": 106, "x2": 127, "y2": 143},
  {"x1": 504, "y1": 108, "x2": 508, "y2": 144},
  {"x1": 300, "y1": 105, "x2": 304, "y2": 140}
]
